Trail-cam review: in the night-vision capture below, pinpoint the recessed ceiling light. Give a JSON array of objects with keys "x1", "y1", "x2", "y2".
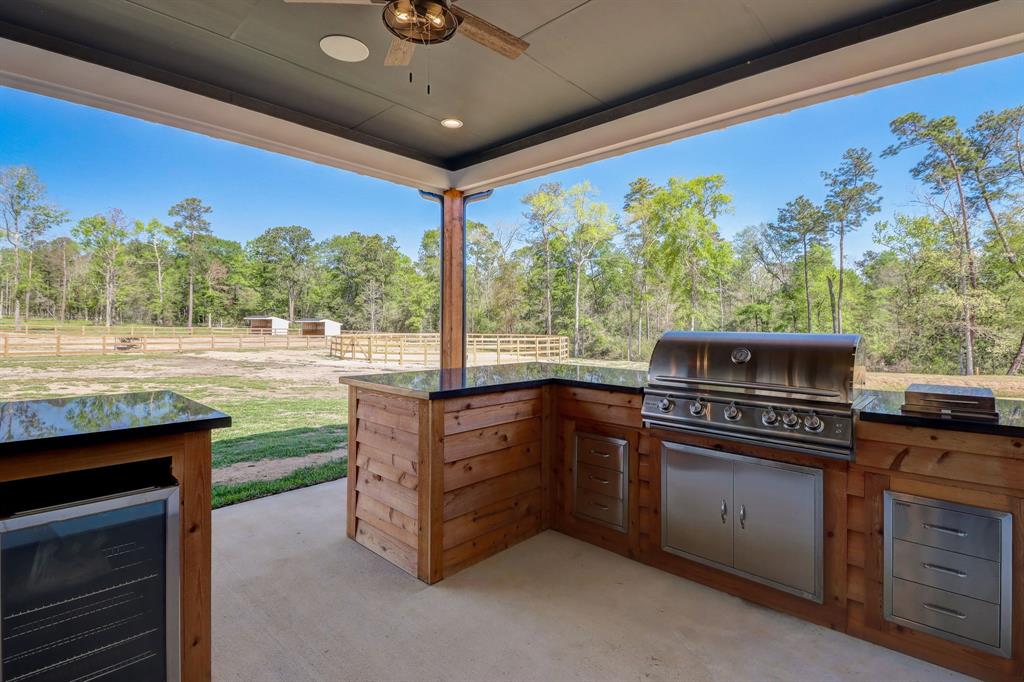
[
  {"x1": 440, "y1": 118, "x2": 464, "y2": 129},
  {"x1": 319, "y1": 35, "x2": 369, "y2": 63}
]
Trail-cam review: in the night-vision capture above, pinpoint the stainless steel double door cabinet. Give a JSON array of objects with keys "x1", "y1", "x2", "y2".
[{"x1": 661, "y1": 441, "x2": 824, "y2": 602}]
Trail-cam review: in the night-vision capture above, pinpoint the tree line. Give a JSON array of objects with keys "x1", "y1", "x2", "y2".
[{"x1": 2, "y1": 105, "x2": 1023, "y2": 375}]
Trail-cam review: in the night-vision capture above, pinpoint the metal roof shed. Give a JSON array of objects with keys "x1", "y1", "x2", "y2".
[
  {"x1": 243, "y1": 316, "x2": 290, "y2": 336},
  {"x1": 298, "y1": 319, "x2": 342, "y2": 336}
]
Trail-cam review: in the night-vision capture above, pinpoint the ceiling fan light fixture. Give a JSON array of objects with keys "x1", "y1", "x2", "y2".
[
  {"x1": 319, "y1": 35, "x2": 370, "y2": 63},
  {"x1": 440, "y1": 118, "x2": 463, "y2": 129},
  {"x1": 383, "y1": 0, "x2": 459, "y2": 45}
]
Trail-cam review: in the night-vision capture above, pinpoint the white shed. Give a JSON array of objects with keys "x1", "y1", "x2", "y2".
[
  {"x1": 244, "y1": 316, "x2": 290, "y2": 336},
  {"x1": 298, "y1": 319, "x2": 342, "y2": 337}
]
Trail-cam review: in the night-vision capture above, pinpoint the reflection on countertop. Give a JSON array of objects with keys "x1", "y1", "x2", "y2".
[
  {"x1": 0, "y1": 391, "x2": 231, "y2": 454},
  {"x1": 855, "y1": 388, "x2": 1024, "y2": 438},
  {"x1": 339, "y1": 362, "x2": 646, "y2": 398}
]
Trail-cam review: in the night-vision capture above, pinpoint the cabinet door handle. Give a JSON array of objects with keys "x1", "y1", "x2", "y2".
[
  {"x1": 923, "y1": 603, "x2": 967, "y2": 620},
  {"x1": 923, "y1": 522, "x2": 967, "y2": 537},
  {"x1": 588, "y1": 475, "x2": 610, "y2": 485},
  {"x1": 739, "y1": 504, "x2": 746, "y2": 529},
  {"x1": 922, "y1": 562, "x2": 967, "y2": 578},
  {"x1": 589, "y1": 449, "x2": 611, "y2": 458},
  {"x1": 720, "y1": 499, "x2": 727, "y2": 524}
]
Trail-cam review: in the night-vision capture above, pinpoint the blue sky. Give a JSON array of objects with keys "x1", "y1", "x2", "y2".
[{"x1": 1, "y1": 52, "x2": 1022, "y2": 260}]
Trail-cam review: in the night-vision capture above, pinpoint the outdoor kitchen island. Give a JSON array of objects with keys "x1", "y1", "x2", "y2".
[
  {"x1": 0, "y1": 392, "x2": 230, "y2": 682},
  {"x1": 341, "y1": 358, "x2": 1024, "y2": 682}
]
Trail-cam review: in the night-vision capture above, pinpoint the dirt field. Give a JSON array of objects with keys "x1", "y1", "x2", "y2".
[{"x1": 0, "y1": 349, "x2": 382, "y2": 398}]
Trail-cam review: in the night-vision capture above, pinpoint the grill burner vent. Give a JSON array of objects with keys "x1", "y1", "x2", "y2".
[{"x1": 643, "y1": 332, "x2": 864, "y2": 460}]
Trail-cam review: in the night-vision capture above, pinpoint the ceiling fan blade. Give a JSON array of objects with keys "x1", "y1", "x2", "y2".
[
  {"x1": 450, "y1": 5, "x2": 528, "y2": 60},
  {"x1": 384, "y1": 37, "x2": 415, "y2": 66}
]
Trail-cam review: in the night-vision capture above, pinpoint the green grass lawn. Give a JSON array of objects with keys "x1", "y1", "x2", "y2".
[
  {"x1": 210, "y1": 397, "x2": 347, "y2": 467},
  {"x1": 211, "y1": 459, "x2": 347, "y2": 508}
]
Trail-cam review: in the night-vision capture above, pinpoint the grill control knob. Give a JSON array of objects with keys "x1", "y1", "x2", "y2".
[
  {"x1": 782, "y1": 409, "x2": 800, "y2": 429},
  {"x1": 723, "y1": 402, "x2": 742, "y2": 422},
  {"x1": 803, "y1": 411, "x2": 824, "y2": 432},
  {"x1": 762, "y1": 407, "x2": 779, "y2": 426},
  {"x1": 657, "y1": 398, "x2": 674, "y2": 413},
  {"x1": 689, "y1": 398, "x2": 707, "y2": 417}
]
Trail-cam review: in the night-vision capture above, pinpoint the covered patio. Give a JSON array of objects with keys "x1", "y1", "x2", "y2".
[
  {"x1": 2, "y1": 1, "x2": 1024, "y2": 681},
  {"x1": 212, "y1": 479, "x2": 964, "y2": 681}
]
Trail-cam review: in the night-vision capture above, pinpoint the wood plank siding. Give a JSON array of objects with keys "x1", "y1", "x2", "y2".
[
  {"x1": 347, "y1": 389, "x2": 423, "y2": 577},
  {"x1": 441, "y1": 389, "x2": 544, "y2": 576}
]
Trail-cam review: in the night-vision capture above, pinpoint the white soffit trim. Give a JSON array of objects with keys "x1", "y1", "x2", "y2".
[
  {"x1": 0, "y1": 37, "x2": 451, "y2": 193},
  {"x1": 451, "y1": 1, "x2": 1024, "y2": 193}
]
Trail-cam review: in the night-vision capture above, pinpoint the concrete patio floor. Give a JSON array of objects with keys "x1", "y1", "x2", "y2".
[{"x1": 212, "y1": 480, "x2": 969, "y2": 681}]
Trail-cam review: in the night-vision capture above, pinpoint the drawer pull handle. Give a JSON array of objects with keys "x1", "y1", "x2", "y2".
[
  {"x1": 589, "y1": 449, "x2": 611, "y2": 458},
  {"x1": 922, "y1": 522, "x2": 967, "y2": 537},
  {"x1": 591, "y1": 502, "x2": 610, "y2": 511},
  {"x1": 922, "y1": 603, "x2": 967, "y2": 620},
  {"x1": 588, "y1": 475, "x2": 610, "y2": 485},
  {"x1": 922, "y1": 562, "x2": 967, "y2": 578}
]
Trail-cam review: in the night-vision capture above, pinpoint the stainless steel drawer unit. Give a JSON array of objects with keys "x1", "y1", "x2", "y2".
[
  {"x1": 573, "y1": 432, "x2": 628, "y2": 531},
  {"x1": 884, "y1": 492, "x2": 1012, "y2": 657}
]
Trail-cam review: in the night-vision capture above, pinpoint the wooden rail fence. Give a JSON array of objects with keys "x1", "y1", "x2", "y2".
[
  {"x1": 0, "y1": 330, "x2": 571, "y2": 362},
  {"x1": 329, "y1": 333, "x2": 569, "y2": 365},
  {"x1": 0, "y1": 324, "x2": 302, "y2": 337},
  {"x1": 0, "y1": 333, "x2": 329, "y2": 357}
]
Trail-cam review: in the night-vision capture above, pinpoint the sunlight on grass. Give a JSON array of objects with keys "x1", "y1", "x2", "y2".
[
  {"x1": 209, "y1": 397, "x2": 348, "y2": 467},
  {"x1": 212, "y1": 459, "x2": 347, "y2": 509}
]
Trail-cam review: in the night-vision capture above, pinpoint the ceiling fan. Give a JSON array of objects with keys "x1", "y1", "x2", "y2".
[{"x1": 284, "y1": 0, "x2": 529, "y2": 66}]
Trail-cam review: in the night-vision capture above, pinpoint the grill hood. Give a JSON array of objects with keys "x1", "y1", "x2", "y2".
[{"x1": 648, "y1": 332, "x2": 864, "y2": 405}]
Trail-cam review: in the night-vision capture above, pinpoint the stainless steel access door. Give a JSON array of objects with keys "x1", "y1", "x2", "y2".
[
  {"x1": 661, "y1": 441, "x2": 824, "y2": 603},
  {"x1": 663, "y1": 445, "x2": 734, "y2": 566},
  {"x1": 733, "y1": 460, "x2": 821, "y2": 599}
]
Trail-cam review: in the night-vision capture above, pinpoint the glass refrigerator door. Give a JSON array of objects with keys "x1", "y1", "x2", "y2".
[{"x1": 0, "y1": 487, "x2": 179, "y2": 682}]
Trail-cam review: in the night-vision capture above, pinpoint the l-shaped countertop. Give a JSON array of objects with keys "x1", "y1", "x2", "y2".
[{"x1": 339, "y1": 362, "x2": 1024, "y2": 439}]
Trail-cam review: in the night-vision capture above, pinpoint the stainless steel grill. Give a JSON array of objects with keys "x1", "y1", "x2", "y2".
[{"x1": 642, "y1": 332, "x2": 864, "y2": 460}]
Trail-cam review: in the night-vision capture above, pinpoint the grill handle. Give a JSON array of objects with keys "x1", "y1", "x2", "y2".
[{"x1": 652, "y1": 375, "x2": 841, "y2": 399}]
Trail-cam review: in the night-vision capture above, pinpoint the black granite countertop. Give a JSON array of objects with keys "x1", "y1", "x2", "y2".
[
  {"x1": 0, "y1": 391, "x2": 232, "y2": 454},
  {"x1": 855, "y1": 389, "x2": 1024, "y2": 438},
  {"x1": 339, "y1": 362, "x2": 646, "y2": 399}
]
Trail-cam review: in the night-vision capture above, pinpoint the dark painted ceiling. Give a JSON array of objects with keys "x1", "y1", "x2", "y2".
[{"x1": 0, "y1": 0, "x2": 991, "y2": 169}]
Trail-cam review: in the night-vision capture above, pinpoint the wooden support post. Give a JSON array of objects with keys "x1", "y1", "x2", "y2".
[
  {"x1": 175, "y1": 431, "x2": 213, "y2": 681},
  {"x1": 441, "y1": 189, "x2": 466, "y2": 370}
]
